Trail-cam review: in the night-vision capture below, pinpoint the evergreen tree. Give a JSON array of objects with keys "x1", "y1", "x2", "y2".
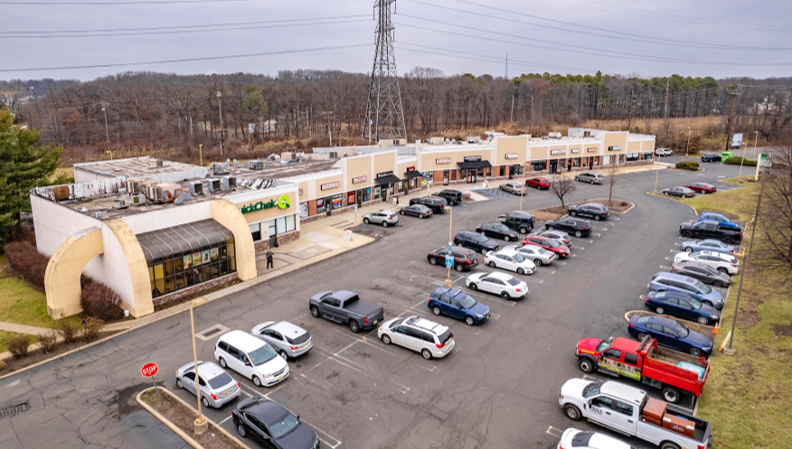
[{"x1": 0, "y1": 109, "x2": 62, "y2": 247}]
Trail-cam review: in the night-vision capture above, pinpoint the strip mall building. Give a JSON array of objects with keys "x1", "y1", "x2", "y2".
[{"x1": 31, "y1": 128, "x2": 653, "y2": 319}]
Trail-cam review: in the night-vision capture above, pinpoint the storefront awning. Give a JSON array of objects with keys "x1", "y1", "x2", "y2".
[
  {"x1": 137, "y1": 219, "x2": 234, "y2": 263},
  {"x1": 404, "y1": 170, "x2": 423, "y2": 179},
  {"x1": 375, "y1": 175, "x2": 402, "y2": 185},
  {"x1": 457, "y1": 160, "x2": 492, "y2": 169}
]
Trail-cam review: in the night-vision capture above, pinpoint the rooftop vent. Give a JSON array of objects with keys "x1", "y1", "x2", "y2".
[
  {"x1": 156, "y1": 159, "x2": 164, "y2": 167},
  {"x1": 548, "y1": 132, "x2": 562, "y2": 139},
  {"x1": 212, "y1": 162, "x2": 230, "y2": 175},
  {"x1": 222, "y1": 175, "x2": 237, "y2": 190},
  {"x1": 126, "y1": 179, "x2": 143, "y2": 195},
  {"x1": 248, "y1": 160, "x2": 264, "y2": 170},
  {"x1": 189, "y1": 181, "x2": 203, "y2": 196},
  {"x1": 208, "y1": 178, "x2": 222, "y2": 193}
]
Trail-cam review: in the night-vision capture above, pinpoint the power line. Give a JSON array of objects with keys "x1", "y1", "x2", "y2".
[
  {"x1": 403, "y1": 0, "x2": 792, "y2": 51},
  {"x1": 1, "y1": 0, "x2": 252, "y2": 4},
  {"x1": 0, "y1": 43, "x2": 372, "y2": 73},
  {"x1": 0, "y1": 18, "x2": 370, "y2": 39}
]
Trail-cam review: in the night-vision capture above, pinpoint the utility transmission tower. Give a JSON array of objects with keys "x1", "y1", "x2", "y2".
[
  {"x1": 363, "y1": 0, "x2": 406, "y2": 142},
  {"x1": 724, "y1": 83, "x2": 741, "y2": 152}
]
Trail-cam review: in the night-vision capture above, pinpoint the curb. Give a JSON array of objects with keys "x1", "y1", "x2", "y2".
[{"x1": 137, "y1": 387, "x2": 248, "y2": 449}]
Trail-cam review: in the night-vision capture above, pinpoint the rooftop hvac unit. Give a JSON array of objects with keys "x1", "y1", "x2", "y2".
[
  {"x1": 156, "y1": 159, "x2": 164, "y2": 167},
  {"x1": 131, "y1": 193, "x2": 146, "y2": 205},
  {"x1": 248, "y1": 160, "x2": 264, "y2": 170},
  {"x1": 222, "y1": 176, "x2": 237, "y2": 190},
  {"x1": 208, "y1": 178, "x2": 222, "y2": 193},
  {"x1": 583, "y1": 131, "x2": 591, "y2": 137},
  {"x1": 467, "y1": 136, "x2": 481, "y2": 143},
  {"x1": 212, "y1": 162, "x2": 230, "y2": 175},
  {"x1": 329, "y1": 151, "x2": 339, "y2": 159},
  {"x1": 548, "y1": 132, "x2": 562, "y2": 139},
  {"x1": 126, "y1": 179, "x2": 143, "y2": 195},
  {"x1": 145, "y1": 184, "x2": 163, "y2": 202},
  {"x1": 189, "y1": 181, "x2": 204, "y2": 196}
]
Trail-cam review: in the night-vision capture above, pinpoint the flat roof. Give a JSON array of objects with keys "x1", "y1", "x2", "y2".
[
  {"x1": 227, "y1": 159, "x2": 338, "y2": 180},
  {"x1": 74, "y1": 156, "x2": 207, "y2": 180}
]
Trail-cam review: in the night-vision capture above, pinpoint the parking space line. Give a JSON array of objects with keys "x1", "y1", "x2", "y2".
[
  {"x1": 593, "y1": 234, "x2": 601, "y2": 237},
  {"x1": 333, "y1": 329, "x2": 396, "y2": 355},
  {"x1": 546, "y1": 426, "x2": 563, "y2": 438},
  {"x1": 391, "y1": 380, "x2": 410, "y2": 394},
  {"x1": 557, "y1": 261, "x2": 566, "y2": 265},
  {"x1": 219, "y1": 415, "x2": 233, "y2": 425},
  {"x1": 314, "y1": 347, "x2": 370, "y2": 373}
]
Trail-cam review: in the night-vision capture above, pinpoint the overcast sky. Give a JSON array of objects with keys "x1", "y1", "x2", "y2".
[{"x1": 1, "y1": 0, "x2": 791, "y2": 82}]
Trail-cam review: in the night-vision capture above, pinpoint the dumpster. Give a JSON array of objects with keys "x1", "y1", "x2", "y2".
[{"x1": 721, "y1": 151, "x2": 734, "y2": 162}]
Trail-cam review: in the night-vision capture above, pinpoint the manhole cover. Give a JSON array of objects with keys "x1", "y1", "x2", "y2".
[{"x1": 196, "y1": 324, "x2": 230, "y2": 341}]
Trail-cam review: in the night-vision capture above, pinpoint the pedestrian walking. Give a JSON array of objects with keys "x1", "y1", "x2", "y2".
[{"x1": 266, "y1": 250, "x2": 274, "y2": 269}]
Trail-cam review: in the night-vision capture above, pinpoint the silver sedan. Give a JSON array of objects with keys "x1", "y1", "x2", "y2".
[
  {"x1": 251, "y1": 321, "x2": 313, "y2": 360},
  {"x1": 500, "y1": 182, "x2": 527, "y2": 195},
  {"x1": 503, "y1": 244, "x2": 557, "y2": 266},
  {"x1": 175, "y1": 361, "x2": 241, "y2": 408}
]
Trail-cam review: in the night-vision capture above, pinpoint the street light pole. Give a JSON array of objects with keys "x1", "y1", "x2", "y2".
[
  {"x1": 445, "y1": 207, "x2": 453, "y2": 288},
  {"x1": 727, "y1": 173, "x2": 766, "y2": 351},
  {"x1": 738, "y1": 142, "x2": 747, "y2": 181},
  {"x1": 653, "y1": 150, "x2": 660, "y2": 194},
  {"x1": 102, "y1": 103, "x2": 110, "y2": 143},
  {"x1": 684, "y1": 129, "x2": 691, "y2": 157},
  {"x1": 519, "y1": 163, "x2": 527, "y2": 211},
  {"x1": 190, "y1": 299, "x2": 208, "y2": 434},
  {"x1": 752, "y1": 131, "x2": 759, "y2": 161}
]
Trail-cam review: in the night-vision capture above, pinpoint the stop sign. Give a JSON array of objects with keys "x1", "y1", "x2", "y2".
[{"x1": 141, "y1": 362, "x2": 159, "y2": 378}]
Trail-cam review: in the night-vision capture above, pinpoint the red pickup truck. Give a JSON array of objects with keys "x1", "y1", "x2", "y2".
[{"x1": 575, "y1": 335, "x2": 709, "y2": 404}]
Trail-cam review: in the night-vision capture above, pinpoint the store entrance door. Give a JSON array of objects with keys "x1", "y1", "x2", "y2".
[{"x1": 549, "y1": 160, "x2": 558, "y2": 174}]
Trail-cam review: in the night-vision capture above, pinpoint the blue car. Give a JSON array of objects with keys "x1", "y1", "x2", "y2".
[
  {"x1": 628, "y1": 315, "x2": 713, "y2": 358},
  {"x1": 453, "y1": 230, "x2": 500, "y2": 253},
  {"x1": 681, "y1": 239, "x2": 736, "y2": 255},
  {"x1": 648, "y1": 271, "x2": 724, "y2": 309},
  {"x1": 428, "y1": 287, "x2": 490, "y2": 326},
  {"x1": 645, "y1": 290, "x2": 721, "y2": 325},
  {"x1": 699, "y1": 213, "x2": 741, "y2": 231}
]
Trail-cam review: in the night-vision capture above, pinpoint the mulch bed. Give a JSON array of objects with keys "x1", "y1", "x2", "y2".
[
  {"x1": 140, "y1": 389, "x2": 240, "y2": 449},
  {"x1": 529, "y1": 199, "x2": 633, "y2": 221},
  {"x1": 0, "y1": 331, "x2": 122, "y2": 376}
]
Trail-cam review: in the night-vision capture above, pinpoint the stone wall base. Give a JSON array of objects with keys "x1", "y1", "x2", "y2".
[
  {"x1": 153, "y1": 272, "x2": 239, "y2": 307},
  {"x1": 253, "y1": 230, "x2": 300, "y2": 253}
]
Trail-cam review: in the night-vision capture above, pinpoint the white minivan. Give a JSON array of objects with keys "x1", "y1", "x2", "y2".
[{"x1": 214, "y1": 330, "x2": 289, "y2": 387}]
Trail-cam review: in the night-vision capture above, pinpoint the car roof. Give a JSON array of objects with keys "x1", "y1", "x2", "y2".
[
  {"x1": 652, "y1": 290, "x2": 692, "y2": 300},
  {"x1": 241, "y1": 399, "x2": 290, "y2": 426},
  {"x1": 508, "y1": 210, "x2": 533, "y2": 217},
  {"x1": 600, "y1": 381, "x2": 646, "y2": 405},
  {"x1": 653, "y1": 271, "x2": 695, "y2": 283},
  {"x1": 527, "y1": 235, "x2": 550, "y2": 241},
  {"x1": 179, "y1": 361, "x2": 226, "y2": 378},
  {"x1": 494, "y1": 249, "x2": 519, "y2": 256},
  {"x1": 696, "y1": 239, "x2": 725, "y2": 245},
  {"x1": 481, "y1": 271, "x2": 516, "y2": 281},
  {"x1": 585, "y1": 432, "x2": 633, "y2": 449},
  {"x1": 698, "y1": 219, "x2": 720, "y2": 225},
  {"x1": 268, "y1": 321, "x2": 307, "y2": 337},
  {"x1": 332, "y1": 290, "x2": 357, "y2": 300},
  {"x1": 218, "y1": 330, "x2": 268, "y2": 352},
  {"x1": 377, "y1": 209, "x2": 396, "y2": 214},
  {"x1": 405, "y1": 316, "x2": 449, "y2": 335}
]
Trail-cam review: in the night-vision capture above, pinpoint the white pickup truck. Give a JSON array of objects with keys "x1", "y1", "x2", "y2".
[{"x1": 558, "y1": 378, "x2": 712, "y2": 449}]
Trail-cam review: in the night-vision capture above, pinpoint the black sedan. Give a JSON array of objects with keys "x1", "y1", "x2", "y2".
[
  {"x1": 672, "y1": 260, "x2": 732, "y2": 287},
  {"x1": 661, "y1": 186, "x2": 695, "y2": 198},
  {"x1": 645, "y1": 290, "x2": 721, "y2": 325},
  {"x1": 568, "y1": 202, "x2": 609, "y2": 221},
  {"x1": 399, "y1": 204, "x2": 433, "y2": 219},
  {"x1": 475, "y1": 222, "x2": 520, "y2": 242},
  {"x1": 544, "y1": 217, "x2": 592, "y2": 238},
  {"x1": 453, "y1": 230, "x2": 499, "y2": 253},
  {"x1": 701, "y1": 153, "x2": 720, "y2": 162},
  {"x1": 233, "y1": 398, "x2": 319, "y2": 449}
]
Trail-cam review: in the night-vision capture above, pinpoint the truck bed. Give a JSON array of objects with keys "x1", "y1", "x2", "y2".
[
  {"x1": 642, "y1": 344, "x2": 709, "y2": 396},
  {"x1": 344, "y1": 299, "x2": 383, "y2": 318},
  {"x1": 638, "y1": 407, "x2": 711, "y2": 445}
]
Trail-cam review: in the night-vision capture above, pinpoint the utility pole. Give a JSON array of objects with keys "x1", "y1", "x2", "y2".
[
  {"x1": 663, "y1": 79, "x2": 670, "y2": 122},
  {"x1": 217, "y1": 90, "x2": 225, "y2": 158},
  {"x1": 505, "y1": 51, "x2": 508, "y2": 80},
  {"x1": 363, "y1": 0, "x2": 407, "y2": 142},
  {"x1": 724, "y1": 83, "x2": 741, "y2": 152},
  {"x1": 627, "y1": 89, "x2": 634, "y2": 130},
  {"x1": 101, "y1": 103, "x2": 110, "y2": 143},
  {"x1": 684, "y1": 129, "x2": 691, "y2": 157}
]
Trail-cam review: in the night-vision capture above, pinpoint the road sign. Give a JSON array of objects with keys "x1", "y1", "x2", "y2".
[
  {"x1": 445, "y1": 255, "x2": 454, "y2": 268},
  {"x1": 345, "y1": 230, "x2": 353, "y2": 242},
  {"x1": 141, "y1": 362, "x2": 158, "y2": 378},
  {"x1": 448, "y1": 241, "x2": 452, "y2": 251},
  {"x1": 731, "y1": 133, "x2": 743, "y2": 148}
]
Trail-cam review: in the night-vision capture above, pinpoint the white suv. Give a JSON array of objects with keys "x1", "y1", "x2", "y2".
[
  {"x1": 674, "y1": 250, "x2": 739, "y2": 275},
  {"x1": 214, "y1": 330, "x2": 289, "y2": 387},
  {"x1": 378, "y1": 315, "x2": 454, "y2": 360}
]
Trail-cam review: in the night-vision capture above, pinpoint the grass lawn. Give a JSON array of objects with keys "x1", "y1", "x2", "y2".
[
  {"x1": 0, "y1": 255, "x2": 81, "y2": 330},
  {"x1": 0, "y1": 330, "x2": 39, "y2": 354},
  {"x1": 675, "y1": 178, "x2": 792, "y2": 449}
]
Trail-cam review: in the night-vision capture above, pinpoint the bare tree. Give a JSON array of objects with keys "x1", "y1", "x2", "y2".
[
  {"x1": 606, "y1": 164, "x2": 620, "y2": 205},
  {"x1": 756, "y1": 145, "x2": 792, "y2": 280},
  {"x1": 550, "y1": 175, "x2": 577, "y2": 208}
]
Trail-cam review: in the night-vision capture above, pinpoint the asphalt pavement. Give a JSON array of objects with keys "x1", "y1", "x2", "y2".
[{"x1": 0, "y1": 157, "x2": 746, "y2": 449}]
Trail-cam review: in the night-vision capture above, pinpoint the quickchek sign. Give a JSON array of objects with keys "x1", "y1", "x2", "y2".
[{"x1": 241, "y1": 195, "x2": 290, "y2": 214}]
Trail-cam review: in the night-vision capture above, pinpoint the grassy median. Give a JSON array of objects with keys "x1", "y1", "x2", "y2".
[{"x1": 679, "y1": 178, "x2": 792, "y2": 449}]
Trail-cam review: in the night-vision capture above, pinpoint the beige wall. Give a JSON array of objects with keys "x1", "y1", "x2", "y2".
[
  {"x1": 603, "y1": 132, "x2": 628, "y2": 155},
  {"x1": 530, "y1": 146, "x2": 549, "y2": 161},
  {"x1": 374, "y1": 153, "x2": 395, "y2": 176},
  {"x1": 298, "y1": 181, "x2": 309, "y2": 202},
  {"x1": 628, "y1": 141, "x2": 641, "y2": 153},
  {"x1": 314, "y1": 174, "x2": 344, "y2": 196},
  {"x1": 495, "y1": 137, "x2": 527, "y2": 165},
  {"x1": 44, "y1": 228, "x2": 104, "y2": 319},
  {"x1": 397, "y1": 160, "x2": 417, "y2": 177},
  {"x1": 347, "y1": 156, "x2": 373, "y2": 187},
  {"x1": 211, "y1": 199, "x2": 257, "y2": 282},
  {"x1": 231, "y1": 191, "x2": 299, "y2": 224},
  {"x1": 421, "y1": 149, "x2": 491, "y2": 171},
  {"x1": 584, "y1": 143, "x2": 602, "y2": 157},
  {"x1": 104, "y1": 219, "x2": 154, "y2": 318}
]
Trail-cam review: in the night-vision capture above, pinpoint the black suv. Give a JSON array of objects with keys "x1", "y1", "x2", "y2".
[
  {"x1": 498, "y1": 211, "x2": 536, "y2": 234},
  {"x1": 679, "y1": 219, "x2": 743, "y2": 244},
  {"x1": 475, "y1": 222, "x2": 520, "y2": 241},
  {"x1": 233, "y1": 398, "x2": 319, "y2": 449},
  {"x1": 453, "y1": 231, "x2": 499, "y2": 253},
  {"x1": 568, "y1": 202, "x2": 609, "y2": 221},
  {"x1": 701, "y1": 153, "x2": 720, "y2": 162},
  {"x1": 544, "y1": 217, "x2": 592, "y2": 238},
  {"x1": 409, "y1": 196, "x2": 447, "y2": 213},
  {"x1": 433, "y1": 189, "x2": 463, "y2": 206}
]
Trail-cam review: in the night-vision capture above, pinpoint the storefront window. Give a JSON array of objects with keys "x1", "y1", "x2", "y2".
[
  {"x1": 531, "y1": 160, "x2": 547, "y2": 172},
  {"x1": 642, "y1": 152, "x2": 653, "y2": 161},
  {"x1": 572, "y1": 158, "x2": 581, "y2": 168},
  {"x1": 626, "y1": 153, "x2": 639, "y2": 161},
  {"x1": 423, "y1": 172, "x2": 433, "y2": 183},
  {"x1": 269, "y1": 219, "x2": 276, "y2": 237},
  {"x1": 249, "y1": 223, "x2": 261, "y2": 241},
  {"x1": 316, "y1": 198, "x2": 326, "y2": 214},
  {"x1": 286, "y1": 215, "x2": 296, "y2": 232},
  {"x1": 276, "y1": 217, "x2": 286, "y2": 233},
  {"x1": 558, "y1": 159, "x2": 567, "y2": 170},
  {"x1": 373, "y1": 185, "x2": 382, "y2": 199}
]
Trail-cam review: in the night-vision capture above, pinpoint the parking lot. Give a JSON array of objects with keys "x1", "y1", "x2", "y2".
[{"x1": 0, "y1": 159, "x2": 745, "y2": 449}]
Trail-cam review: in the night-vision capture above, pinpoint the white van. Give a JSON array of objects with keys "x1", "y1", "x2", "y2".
[{"x1": 214, "y1": 330, "x2": 289, "y2": 387}]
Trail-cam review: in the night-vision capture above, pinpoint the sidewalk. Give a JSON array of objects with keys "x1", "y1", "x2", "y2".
[{"x1": 0, "y1": 322, "x2": 52, "y2": 336}]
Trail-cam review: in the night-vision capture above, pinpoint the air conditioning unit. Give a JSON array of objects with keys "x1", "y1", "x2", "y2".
[
  {"x1": 329, "y1": 151, "x2": 339, "y2": 159},
  {"x1": 467, "y1": 136, "x2": 481, "y2": 143},
  {"x1": 207, "y1": 178, "x2": 222, "y2": 193},
  {"x1": 222, "y1": 176, "x2": 237, "y2": 190},
  {"x1": 126, "y1": 179, "x2": 143, "y2": 195},
  {"x1": 156, "y1": 159, "x2": 164, "y2": 167},
  {"x1": 131, "y1": 193, "x2": 146, "y2": 205},
  {"x1": 548, "y1": 132, "x2": 562, "y2": 139},
  {"x1": 145, "y1": 184, "x2": 162, "y2": 201},
  {"x1": 248, "y1": 160, "x2": 264, "y2": 170},
  {"x1": 212, "y1": 162, "x2": 230, "y2": 175},
  {"x1": 189, "y1": 181, "x2": 203, "y2": 196}
]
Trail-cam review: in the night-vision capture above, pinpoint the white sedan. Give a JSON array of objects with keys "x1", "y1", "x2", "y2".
[
  {"x1": 484, "y1": 249, "x2": 536, "y2": 275},
  {"x1": 504, "y1": 244, "x2": 557, "y2": 266},
  {"x1": 557, "y1": 427, "x2": 632, "y2": 449},
  {"x1": 674, "y1": 250, "x2": 739, "y2": 275},
  {"x1": 466, "y1": 271, "x2": 528, "y2": 300}
]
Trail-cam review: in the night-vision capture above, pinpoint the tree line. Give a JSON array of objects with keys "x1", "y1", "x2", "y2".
[{"x1": 2, "y1": 70, "x2": 791, "y2": 159}]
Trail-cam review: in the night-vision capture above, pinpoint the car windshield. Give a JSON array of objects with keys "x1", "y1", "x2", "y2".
[
  {"x1": 286, "y1": 332, "x2": 311, "y2": 345},
  {"x1": 248, "y1": 344, "x2": 278, "y2": 366},
  {"x1": 495, "y1": 224, "x2": 509, "y2": 232},
  {"x1": 688, "y1": 297, "x2": 702, "y2": 309},
  {"x1": 457, "y1": 294, "x2": 477, "y2": 309},
  {"x1": 595, "y1": 341, "x2": 610, "y2": 352},
  {"x1": 268, "y1": 412, "x2": 301, "y2": 439},
  {"x1": 674, "y1": 323, "x2": 690, "y2": 338},
  {"x1": 207, "y1": 372, "x2": 234, "y2": 390},
  {"x1": 512, "y1": 254, "x2": 526, "y2": 262},
  {"x1": 538, "y1": 248, "x2": 551, "y2": 255},
  {"x1": 389, "y1": 318, "x2": 404, "y2": 329},
  {"x1": 583, "y1": 382, "x2": 602, "y2": 398}
]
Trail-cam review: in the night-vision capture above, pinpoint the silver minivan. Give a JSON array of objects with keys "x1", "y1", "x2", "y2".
[{"x1": 575, "y1": 172, "x2": 604, "y2": 184}]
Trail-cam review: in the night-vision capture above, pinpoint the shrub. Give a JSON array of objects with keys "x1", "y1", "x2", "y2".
[
  {"x1": 82, "y1": 317, "x2": 105, "y2": 342},
  {"x1": 4, "y1": 241, "x2": 49, "y2": 289},
  {"x1": 80, "y1": 282, "x2": 124, "y2": 321},
  {"x1": 7, "y1": 334, "x2": 31, "y2": 358},
  {"x1": 723, "y1": 156, "x2": 757, "y2": 166},
  {"x1": 61, "y1": 321, "x2": 80, "y2": 343},
  {"x1": 37, "y1": 330, "x2": 59, "y2": 353},
  {"x1": 0, "y1": 360, "x2": 6, "y2": 372},
  {"x1": 675, "y1": 161, "x2": 700, "y2": 171}
]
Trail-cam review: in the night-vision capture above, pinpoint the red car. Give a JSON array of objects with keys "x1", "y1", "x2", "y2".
[
  {"x1": 522, "y1": 235, "x2": 570, "y2": 258},
  {"x1": 525, "y1": 177, "x2": 550, "y2": 190},
  {"x1": 684, "y1": 182, "x2": 716, "y2": 194}
]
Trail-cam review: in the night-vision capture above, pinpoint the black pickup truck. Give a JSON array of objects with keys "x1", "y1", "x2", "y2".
[
  {"x1": 309, "y1": 290, "x2": 385, "y2": 333},
  {"x1": 679, "y1": 219, "x2": 743, "y2": 244}
]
